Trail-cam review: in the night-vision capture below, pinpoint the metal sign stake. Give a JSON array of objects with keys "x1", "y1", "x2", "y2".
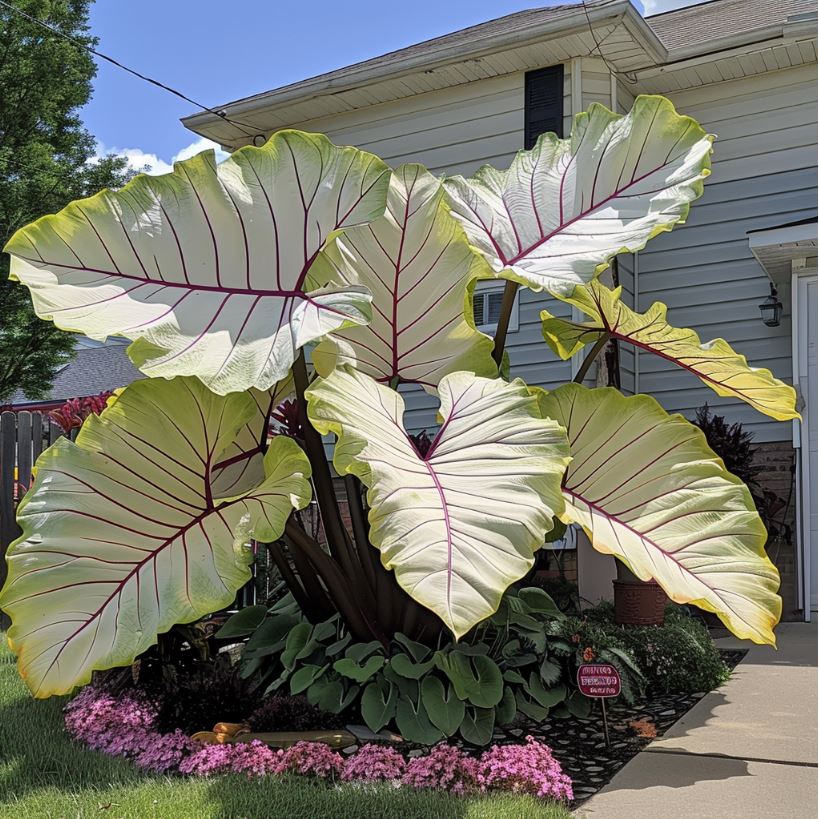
[{"x1": 600, "y1": 697, "x2": 610, "y2": 747}]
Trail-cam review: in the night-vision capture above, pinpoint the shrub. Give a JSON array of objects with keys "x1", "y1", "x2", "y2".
[
  {"x1": 248, "y1": 694, "x2": 345, "y2": 732},
  {"x1": 341, "y1": 743, "x2": 406, "y2": 782},
  {"x1": 477, "y1": 736, "x2": 573, "y2": 801},
  {"x1": 402, "y1": 744, "x2": 480, "y2": 795},
  {"x1": 554, "y1": 614, "x2": 644, "y2": 703},
  {"x1": 148, "y1": 660, "x2": 254, "y2": 734},
  {"x1": 620, "y1": 609, "x2": 729, "y2": 694},
  {"x1": 583, "y1": 602, "x2": 729, "y2": 694}
]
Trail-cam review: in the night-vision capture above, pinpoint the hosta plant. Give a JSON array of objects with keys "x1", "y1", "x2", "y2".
[
  {"x1": 0, "y1": 96, "x2": 792, "y2": 700},
  {"x1": 216, "y1": 586, "x2": 615, "y2": 744}
]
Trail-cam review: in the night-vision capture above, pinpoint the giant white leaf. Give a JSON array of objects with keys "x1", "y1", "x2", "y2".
[
  {"x1": 210, "y1": 374, "x2": 295, "y2": 499},
  {"x1": 5, "y1": 131, "x2": 390, "y2": 394},
  {"x1": 444, "y1": 96, "x2": 713, "y2": 296},
  {"x1": 537, "y1": 383, "x2": 781, "y2": 645},
  {"x1": 541, "y1": 280, "x2": 798, "y2": 421},
  {"x1": 311, "y1": 165, "x2": 496, "y2": 389},
  {"x1": 305, "y1": 367, "x2": 570, "y2": 638},
  {"x1": 0, "y1": 377, "x2": 312, "y2": 696}
]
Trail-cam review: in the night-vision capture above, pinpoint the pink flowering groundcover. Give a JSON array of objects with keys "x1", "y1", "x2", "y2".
[{"x1": 63, "y1": 684, "x2": 573, "y2": 802}]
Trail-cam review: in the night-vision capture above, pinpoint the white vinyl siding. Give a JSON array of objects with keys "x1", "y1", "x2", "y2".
[{"x1": 634, "y1": 64, "x2": 817, "y2": 441}]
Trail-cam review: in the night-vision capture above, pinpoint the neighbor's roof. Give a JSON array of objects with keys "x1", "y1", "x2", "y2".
[
  {"x1": 9, "y1": 344, "x2": 144, "y2": 407},
  {"x1": 648, "y1": 0, "x2": 817, "y2": 51}
]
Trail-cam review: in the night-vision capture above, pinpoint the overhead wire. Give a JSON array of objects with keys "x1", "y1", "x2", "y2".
[{"x1": 0, "y1": 0, "x2": 264, "y2": 142}]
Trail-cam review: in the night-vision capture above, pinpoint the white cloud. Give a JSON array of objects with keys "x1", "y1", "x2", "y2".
[{"x1": 94, "y1": 137, "x2": 230, "y2": 176}]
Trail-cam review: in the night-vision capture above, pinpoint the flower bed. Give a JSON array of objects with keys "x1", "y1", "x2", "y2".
[{"x1": 63, "y1": 683, "x2": 573, "y2": 803}]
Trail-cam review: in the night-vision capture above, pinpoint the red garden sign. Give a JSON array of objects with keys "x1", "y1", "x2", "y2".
[{"x1": 577, "y1": 663, "x2": 621, "y2": 698}]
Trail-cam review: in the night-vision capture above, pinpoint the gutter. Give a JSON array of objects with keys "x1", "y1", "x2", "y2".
[{"x1": 182, "y1": 1, "x2": 666, "y2": 134}]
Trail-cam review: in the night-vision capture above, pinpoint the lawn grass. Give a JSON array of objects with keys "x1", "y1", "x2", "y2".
[{"x1": 0, "y1": 638, "x2": 572, "y2": 819}]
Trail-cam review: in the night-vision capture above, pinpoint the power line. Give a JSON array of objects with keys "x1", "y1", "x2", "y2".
[
  {"x1": 0, "y1": 0, "x2": 265, "y2": 142},
  {"x1": 580, "y1": 0, "x2": 639, "y2": 85}
]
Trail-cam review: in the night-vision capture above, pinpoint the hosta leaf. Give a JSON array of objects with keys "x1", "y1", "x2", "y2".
[
  {"x1": 361, "y1": 679, "x2": 398, "y2": 733},
  {"x1": 395, "y1": 694, "x2": 444, "y2": 745},
  {"x1": 6, "y1": 131, "x2": 390, "y2": 394},
  {"x1": 538, "y1": 383, "x2": 781, "y2": 645},
  {"x1": 541, "y1": 281, "x2": 798, "y2": 421},
  {"x1": 311, "y1": 165, "x2": 496, "y2": 389},
  {"x1": 305, "y1": 367, "x2": 569, "y2": 637},
  {"x1": 496, "y1": 686, "x2": 517, "y2": 726},
  {"x1": 290, "y1": 663, "x2": 328, "y2": 695},
  {"x1": 215, "y1": 605, "x2": 267, "y2": 639},
  {"x1": 390, "y1": 653, "x2": 435, "y2": 680},
  {"x1": 0, "y1": 377, "x2": 312, "y2": 696},
  {"x1": 444, "y1": 96, "x2": 712, "y2": 296},
  {"x1": 333, "y1": 655, "x2": 385, "y2": 683},
  {"x1": 459, "y1": 705, "x2": 495, "y2": 746},
  {"x1": 420, "y1": 676, "x2": 465, "y2": 736},
  {"x1": 434, "y1": 651, "x2": 503, "y2": 708}
]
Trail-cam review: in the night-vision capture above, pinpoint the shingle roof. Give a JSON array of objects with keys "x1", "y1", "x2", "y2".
[
  {"x1": 214, "y1": 4, "x2": 585, "y2": 112},
  {"x1": 647, "y1": 0, "x2": 817, "y2": 51},
  {"x1": 10, "y1": 344, "x2": 144, "y2": 406}
]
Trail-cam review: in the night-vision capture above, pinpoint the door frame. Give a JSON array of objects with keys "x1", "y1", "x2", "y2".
[{"x1": 791, "y1": 262, "x2": 817, "y2": 621}]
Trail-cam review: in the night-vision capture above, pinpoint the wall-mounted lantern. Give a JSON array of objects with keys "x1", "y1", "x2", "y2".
[{"x1": 759, "y1": 282, "x2": 783, "y2": 327}]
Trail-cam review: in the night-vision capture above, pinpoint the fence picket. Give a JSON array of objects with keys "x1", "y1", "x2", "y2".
[{"x1": 1, "y1": 412, "x2": 20, "y2": 596}]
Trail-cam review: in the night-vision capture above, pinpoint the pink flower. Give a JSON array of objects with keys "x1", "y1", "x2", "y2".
[
  {"x1": 477, "y1": 736, "x2": 573, "y2": 801},
  {"x1": 341, "y1": 743, "x2": 405, "y2": 782},
  {"x1": 135, "y1": 730, "x2": 198, "y2": 774},
  {"x1": 64, "y1": 685, "x2": 157, "y2": 758},
  {"x1": 402, "y1": 743, "x2": 480, "y2": 795},
  {"x1": 179, "y1": 740, "x2": 278, "y2": 778},
  {"x1": 272, "y1": 741, "x2": 344, "y2": 779}
]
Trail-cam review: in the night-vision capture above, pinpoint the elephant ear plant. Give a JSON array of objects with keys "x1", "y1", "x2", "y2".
[{"x1": 1, "y1": 97, "x2": 794, "y2": 701}]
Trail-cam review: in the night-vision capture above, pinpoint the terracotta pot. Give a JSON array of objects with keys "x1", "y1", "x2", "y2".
[{"x1": 613, "y1": 578, "x2": 667, "y2": 625}]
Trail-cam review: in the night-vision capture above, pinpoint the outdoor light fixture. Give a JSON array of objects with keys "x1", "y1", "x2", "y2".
[{"x1": 759, "y1": 282, "x2": 783, "y2": 327}]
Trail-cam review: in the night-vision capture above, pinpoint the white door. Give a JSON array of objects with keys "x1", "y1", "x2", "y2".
[{"x1": 795, "y1": 272, "x2": 817, "y2": 618}]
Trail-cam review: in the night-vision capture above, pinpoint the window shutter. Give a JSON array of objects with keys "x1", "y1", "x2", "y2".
[{"x1": 524, "y1": 65, "x2": 564, "y2": 149}]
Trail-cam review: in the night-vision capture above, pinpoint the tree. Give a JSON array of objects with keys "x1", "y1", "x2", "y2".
[{"x1": 0, "y1": 0, "x2": 131, "y2": 402}]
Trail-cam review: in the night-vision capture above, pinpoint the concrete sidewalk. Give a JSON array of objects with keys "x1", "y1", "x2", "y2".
[{"x1": 576, "y1": 623, "x2": 818, "y2": 819}]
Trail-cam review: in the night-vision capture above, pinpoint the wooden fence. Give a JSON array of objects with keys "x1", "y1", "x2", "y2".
[
  {"x1": 0, "y1": 411, "x2": 265, "y2": 620},
  {"x1": 0, "y1": 411, "x2": 76, "y2": 596}
]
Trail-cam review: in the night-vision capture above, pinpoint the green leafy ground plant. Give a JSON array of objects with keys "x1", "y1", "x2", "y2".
[{"x1": 1, "y1": 96, "x2": 791, "y2": 701}]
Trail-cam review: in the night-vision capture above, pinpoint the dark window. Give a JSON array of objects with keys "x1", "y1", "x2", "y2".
[{"x1": 524, "y1": 65, "x2": 564, "y2": 149}]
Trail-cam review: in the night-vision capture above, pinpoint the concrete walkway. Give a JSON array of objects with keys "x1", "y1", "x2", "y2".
[{"x1": 576, "y1": 623, "x2": 818, "y2": 819}]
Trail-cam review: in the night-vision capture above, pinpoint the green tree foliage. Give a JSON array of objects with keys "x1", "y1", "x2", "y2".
[{"x1": 0, "y1": 0, "x2": 132, "y2": 402}]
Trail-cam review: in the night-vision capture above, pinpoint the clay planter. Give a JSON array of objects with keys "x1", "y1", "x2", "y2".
[{"x1": 613, "y1": 563, "x2": 667, "y2": 626}]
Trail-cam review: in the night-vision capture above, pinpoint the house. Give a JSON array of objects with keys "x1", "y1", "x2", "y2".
[
  {"x1": 7, "y1": 338, "x2": 144, "y2": 413},
  {"x1": 181, "y1": 0, "x2": 818, "y2": 620}
]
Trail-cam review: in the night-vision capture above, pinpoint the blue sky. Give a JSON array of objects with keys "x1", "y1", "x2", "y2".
[{"x1": 83, "y1": 0, "x2": 699, "y2": 173}]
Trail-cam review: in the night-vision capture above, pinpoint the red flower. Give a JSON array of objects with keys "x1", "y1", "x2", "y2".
[
  {"x1": 582, "y1": 647, "x2": 595, "y2": 662},
  {"x1": 571, "y1": 633, "x2": 581, "y2": 644}
]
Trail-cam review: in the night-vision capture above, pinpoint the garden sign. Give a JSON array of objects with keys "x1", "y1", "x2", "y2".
[{"x1": 577, "y1": 664, "x2": 622, "y2": 746}]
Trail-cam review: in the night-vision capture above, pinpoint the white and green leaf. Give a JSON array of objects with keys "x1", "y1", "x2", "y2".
[
  {"x1": 444, "y1": 96, "x2": 713, "y2": 296},
  {"x1": 541, "y1": 280, "x2": 798, "y2": 422},
  {"x1": 311, "y1": 165, "x2": 497, "y2": 389},
  {"x1": 5, "y1": 131, "x2": 390, "y2": 394},
  {"x1": 305, "y1": 367, "x2": 570, "y2": 638},
  {"x1": 537, "y1": 383, "x2": 781, "y2": 645},
  {"x1": 0, "y1": 377, "x2": 312, "y2": 696}
]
